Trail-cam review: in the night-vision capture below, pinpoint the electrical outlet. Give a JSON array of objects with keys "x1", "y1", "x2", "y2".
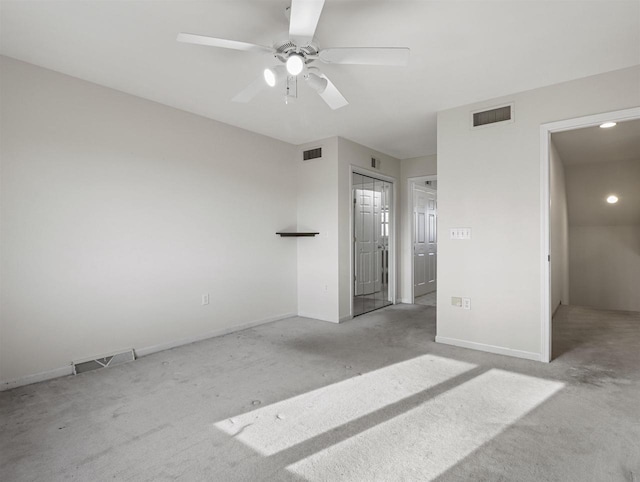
[
  {"x1": 202, "y1": 294, "x2": 210, "y2": 305},
  {"x1": 451, "y1": 297, "x2": 462, "y2": 307},
  {"x1": 462, "y1": 298, "x2": 471, "y2": 310}
]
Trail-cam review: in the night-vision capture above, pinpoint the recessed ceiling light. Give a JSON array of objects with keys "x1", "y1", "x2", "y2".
[
  {"x1": 599, "y1": 122, "x2": 617, "y2": 128},
  {"x1": 606, "y1": 195, "x2": 619, "y2": 204}
]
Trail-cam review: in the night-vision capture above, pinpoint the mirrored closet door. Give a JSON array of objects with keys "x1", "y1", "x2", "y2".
[{"x1": 353, "y1": 173, "x2": 393, "y2": 317}]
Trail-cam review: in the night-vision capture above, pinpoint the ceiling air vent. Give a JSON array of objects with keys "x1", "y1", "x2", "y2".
[
  {"x1": 303, "y1": 147, "x2": 322, "y2": 161},
  {"x1": 472, "y1": 104, "x2": 513, "y2": 128}
]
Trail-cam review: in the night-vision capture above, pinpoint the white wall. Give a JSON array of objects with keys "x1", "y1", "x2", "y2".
[
  {"x1": 337, "y1": 138, "x2": 401, "y2": 320},
  {"x1": 436, "y1": 65, "x2": 640, "y2": 360},
  {"x1": 569, "y1": 226, "x2": 640, "y2": 312},
  {"x1": 294, "y1": 136, "x2": 401, "y2": 323},
  {"x1": 549, "y1": 141, "x2": 570, "y2": 312},
  {"x1": 399, "y1": 155, "x2": 437, "y2": 303},
  {"x1": 0, "y1": 57, "x2": 298, "y2": 385},
  {"x1": 565, "y1": 158, "x2": 640, "y2": 312},
  {"x1": 565, "y1": 159, "x2": 640, "y2": 226},
  {"x1": 296, "y1": 138, "x2": 340, "y2": 322}
]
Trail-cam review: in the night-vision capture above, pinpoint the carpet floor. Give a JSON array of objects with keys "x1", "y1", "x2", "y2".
[
  {"x1": 1, "y1": 304, "x2": 638, "y2": 481},
  {"x1": 414, "y1": 292, "x2": 437, "y2": 307}
]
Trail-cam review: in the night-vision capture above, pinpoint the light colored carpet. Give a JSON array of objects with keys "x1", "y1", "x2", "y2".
[
  {"x1": 353, "y1": 292, "x2": 392, "y2": 316},
  {"x1": 414, "y1": 291, "x2": 437, "y2": 306},
  {"x1": 1, "y1": 304, "x2": 639, "y2": 481}
]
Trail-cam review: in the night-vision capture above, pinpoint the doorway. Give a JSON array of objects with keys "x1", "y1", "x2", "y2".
[
  {"x1": 352, "y1": 172, "x2": 393, "y2": 316},
  {"x1": 409, "y1": 176, "x2": 438, "y2": 306},
  {"x1": 540, "y1": 106, "x2": 640, "y2": 362}
]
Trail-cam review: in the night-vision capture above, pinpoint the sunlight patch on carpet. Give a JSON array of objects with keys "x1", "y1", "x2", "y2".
[
  {"x1": 287, "y1": 369, "x2": 564, "y2": 480},
  {"x1": 214, "y1": 354, "x2": 476, "y2": 456}
]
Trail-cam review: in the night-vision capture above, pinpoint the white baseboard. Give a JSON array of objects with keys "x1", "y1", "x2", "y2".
[
  {"x1": 1, "y1": 365, "x2": 74, "y2": 392},
  {"x1": 435, "y1": 336, "x2": 541, "y2": 362},
  {"x1": 339, "y1": 315, "x2": 353, "y2": 323},
  {"x1": 297, "y1": 312, "x2": 340, "y2": 324},
  {"x1": 136, "y1": 312, "x2": 296, "y2": 357},
  {"x1": 1, "y1": 312, "x2": 296, "y2": 391}
]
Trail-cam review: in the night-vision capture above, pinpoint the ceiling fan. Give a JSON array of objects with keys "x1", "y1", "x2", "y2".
[{"x1": 177, "y1": 0, "x2": 410, "y2": 110}]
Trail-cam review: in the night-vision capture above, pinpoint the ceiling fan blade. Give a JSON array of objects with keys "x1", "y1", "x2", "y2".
[
  {"x1": 177, "y1": 33, "x2": 272, "y2": 54},
  {"x1": 289, "y1": 0, "x2": 325, "y2": 45},
  {"x1": 316, "y1": 74, "x2": 348, "y2": 110},
  {"x1": 232, "y1": 76, "x2": 268, "y2": 103},
  {"x1": 319, "y1": 47, "x2": 410, "y2": 66}
]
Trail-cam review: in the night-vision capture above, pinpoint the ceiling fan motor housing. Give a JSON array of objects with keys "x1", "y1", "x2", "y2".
[{"x1": 274, "y1": 39, "x2": 319, "y2": 67}]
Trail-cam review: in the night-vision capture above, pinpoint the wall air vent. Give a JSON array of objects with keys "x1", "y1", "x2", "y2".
[
  {"x1": 472, "y1": 104, "x2": 513, "y2": 128},
  {"x1": 371, "y1": 157, "x2": 381, "y2": 169},
  {"x1": 72, "y1": 349, "x2": 135, "y2": 375},
  {"x1": 303, "y1": 147, "x2": 322, "y2": 161}
]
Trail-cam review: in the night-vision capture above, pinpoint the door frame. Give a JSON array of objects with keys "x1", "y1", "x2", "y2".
[
  {"x1": 408, "y1": 175, "x2": 438, "y2": 304},
  {"x1": 539, "y1": 106, "x2": 640, "y2": 363},
  {"x1": 349, "y1": 166, "x2": 397, "y2": 318}
]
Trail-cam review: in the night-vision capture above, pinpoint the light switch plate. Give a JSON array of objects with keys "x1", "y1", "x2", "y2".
[{"x1": 450, "y1": 228, "x2": 472, "y2": 240}]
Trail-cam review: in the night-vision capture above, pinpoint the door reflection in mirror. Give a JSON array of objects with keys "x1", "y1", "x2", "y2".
[{"x1": 353, "y1": 173, "x2": 392, "y2": 316}]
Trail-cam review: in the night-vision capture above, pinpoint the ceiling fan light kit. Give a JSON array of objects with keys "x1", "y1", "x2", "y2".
[
  {"x1": 177, "y1": 0, "x2": 409, "y2": 109},
  {"x1": 305, "y1": 72, "x2": 328, "y2": 94},
  {"x1": 263, "y1": 65, "x2": 286, "y2": 87},
  {"x1": 285, "y1": 54, "x2": 305, "y2": 76}
]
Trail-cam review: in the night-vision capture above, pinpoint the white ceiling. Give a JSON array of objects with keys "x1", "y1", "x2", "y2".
[
  {"x1": 553, "y1": 119, "x2": 640, "y2": 165},
  {"x1": 1, "y1": 1, "x2": 639, "y2": 159}
]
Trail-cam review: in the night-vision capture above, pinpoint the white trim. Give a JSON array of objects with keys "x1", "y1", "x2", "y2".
[
  {"x1": 349, "y1": 166, "x2": 398, "y2": 317},
  {"x1": 1, "y1": 365, "x2": 74, "y2": 391},
  {"x1": 407, "y1": 175, "x2": 437, "y2": 304},
  {"x1": 297, "y1": 312, "x2": 340, "y2": 323},
  {"x1": 435, "y1": 336, "x2": 541, "y2": 362},
  {"x1": 136, "y1": 312, "x2": 297, "y2": 357},
  {"x1": 540, "y1": 125, "x2": 551, "y2": 363},
  {"x1": 2, "y1": 312, "x2": 296, "y2": 390},
  {"x1": 539, "y1": 106, "x2": 640, "y2": 363},
  {"x1": 351, "y1": 165, "x2": 397, "y2": 184}
]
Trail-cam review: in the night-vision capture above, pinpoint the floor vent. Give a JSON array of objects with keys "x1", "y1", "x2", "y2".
[
  {"x1": 472, "y1": 104, "x2": 513, "y2": 127},
  {"x1": 72, "y1": 349, "x2": 135, "y2": 375},
  {"x1": 303, "y1": 147, "x2": 322, "y2": 161}
]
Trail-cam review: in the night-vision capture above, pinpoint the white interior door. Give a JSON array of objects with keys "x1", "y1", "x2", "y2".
[
  {"x1": 372, "y1": 189, "x2": 382, "y2": 293},
  {"x1": 413, "y1": 184, "x2": 437, "y2": 297},
  {"x1": 355, "y1": 188, "x2": 375, "y2": 295}
]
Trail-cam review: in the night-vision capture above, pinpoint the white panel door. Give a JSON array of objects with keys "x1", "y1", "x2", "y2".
[
  {"x1": 355, "y1": 188, "x2": 375, "y2": 295},
  {"x1": 425, "y1": 188, "x2": 437, "y2": 292},
  {"x1": 413, "y1": 185, "x2": 437, "y2": 297},
  {"x1": 372, "y1": 189, "x2": 382, "y2": 293}
]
